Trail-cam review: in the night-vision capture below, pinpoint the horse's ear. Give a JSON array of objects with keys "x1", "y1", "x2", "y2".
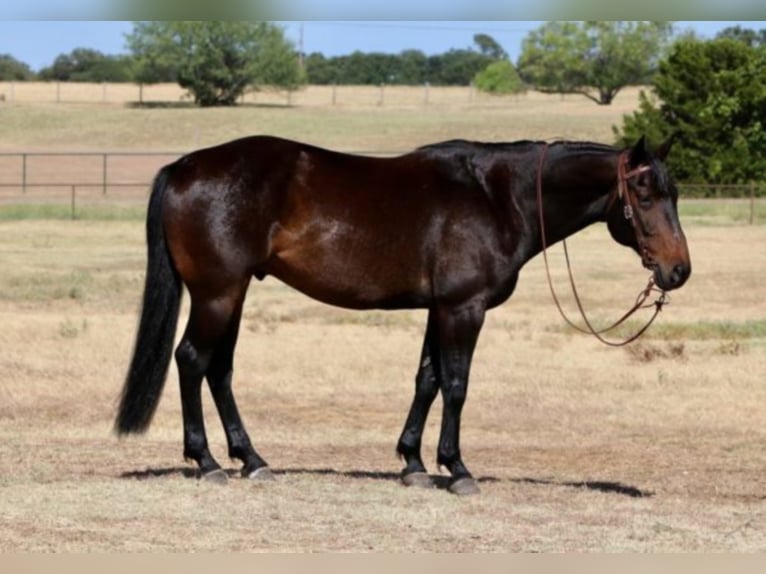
[
  {"x1": 628, "y1": 135, "x2": 648, "y2": 166},
  {"x1": 654, "y1": 133, "x2": 676, "y2": 161}
]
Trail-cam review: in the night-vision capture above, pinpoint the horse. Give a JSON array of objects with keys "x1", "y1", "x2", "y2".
[{"x1": 115, "y1": 135, "x2": 691, "y2": 495}]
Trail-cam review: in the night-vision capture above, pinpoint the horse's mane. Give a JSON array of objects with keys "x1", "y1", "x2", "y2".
[
  {"x1": 416, "y1": 138, "x2": 617, "y2": 154},
  {"x1": 415, "y1": 139, "x2": 539, "y2": 154}
]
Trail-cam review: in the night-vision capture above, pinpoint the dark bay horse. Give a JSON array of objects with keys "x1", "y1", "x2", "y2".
[{"x1": 116, "y1": 135, "x2": 690, "y2": 495}]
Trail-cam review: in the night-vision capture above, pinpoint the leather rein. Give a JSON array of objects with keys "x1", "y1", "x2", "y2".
[{"x1": 535, "y1": 143, "x2": 667, "y2": 347}]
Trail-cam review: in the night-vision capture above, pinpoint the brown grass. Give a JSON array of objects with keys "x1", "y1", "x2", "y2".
[
  {"x1": 0, "y1": 84, "x2": 643, "y2": 154},
  {"x1": 2, "y1": 81, "x2": 642, "y2": 112},
  {"x1": 0, "y1": 219, "x2": 764, "y2": 552},
  {"x1": 0, "y1": 93, "x2": 764, "y2": 552}
]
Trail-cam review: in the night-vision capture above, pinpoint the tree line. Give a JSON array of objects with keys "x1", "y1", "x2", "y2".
[{"x1": 0, "y1": 29, "x2": 508, "y2": 88}]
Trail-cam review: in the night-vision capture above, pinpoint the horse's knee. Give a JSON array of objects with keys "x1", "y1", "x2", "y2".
[
  {"x1": 442, "y1": 380, "x2": 467, "y2": 409},
  {"x1": 415, "y1": 375, "x2": 438, "y2": 403}
]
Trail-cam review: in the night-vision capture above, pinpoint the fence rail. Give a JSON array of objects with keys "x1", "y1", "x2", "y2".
[
  {"x1": 1, "y1": 82, "x2": 490, "y2": 108},
  {"x1": 0, "y1": 151, "x2": 763, "y2": 223}
]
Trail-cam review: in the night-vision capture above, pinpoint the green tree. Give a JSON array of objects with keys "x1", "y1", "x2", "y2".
[
  {"x1": 0, "y1": 54, "x2": 35, "y2": 81},
  {"x1": 397, "y1": 50, "x2": 428, "y2": 84},
  {"x1": 518, "y1": 21, "x2": 673, "y2": 105},
  {"x1": 427, "y1": 49, "x2": 494, "y2": 85},
  {"x1": 38, "y1": 48, "x2": 135, "y2": 82},
  {"x1": 615, "y1": 36, "x2": 766, "y2": 184},
  {"x1": 127, "y1": 21, "x2": 304, "y2": 106},
  {"x1": 305, "y1": 44, "x2": 495, "y2": 87},
  {"x1": 473, "y1": 60, "x2": 525, "y2": 95},
  {"x1": 716, "y1": 25, "x2": 766, "y2": 48},
  {"x1": 473, "y1": 33, "x2": 507, "y2": 60},
  {"x1": 304, "y1": 52, "x2": 337, "y2": 84}
]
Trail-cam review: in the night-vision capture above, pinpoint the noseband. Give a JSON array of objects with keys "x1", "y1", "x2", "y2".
[{"x1": 535, "y1": 143, "x2": 667, "y2": 347}]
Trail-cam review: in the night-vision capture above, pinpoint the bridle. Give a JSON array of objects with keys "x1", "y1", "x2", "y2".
[
  {"x1": 613, "y1": 148, "x2": 655, "y2": 270},
  {"x1": 535, "y1": 142, "x2": 667, "y2": 347}
]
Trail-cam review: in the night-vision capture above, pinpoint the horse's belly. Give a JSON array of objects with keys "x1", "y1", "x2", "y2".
[{"x1": 265, "y1": 242, "x2": 430, "y2": 310}]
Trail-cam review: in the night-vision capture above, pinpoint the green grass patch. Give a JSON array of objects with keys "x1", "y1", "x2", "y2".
[
  {"x1": 0, "y1": 203, "x2": 146, "y2": 221},
  {"x1": 678, "y1": 199, "x2": 766, "y2": 226},
  {"x1": 619, "y1": 319, "x2": 766, "y2": 341},
  {"x1": 549, "y1": 319, "x2": 766, "y2": 341}
]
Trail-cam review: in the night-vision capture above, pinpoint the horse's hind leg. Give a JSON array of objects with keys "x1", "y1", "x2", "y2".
[
  {"x1": 205, "y1": 298, "x2": 272, "y2": 481},
  {"x1": 396, "y1": 311, "x2": 440, "y2": 488},
  {"x1": 175, "y1": 288, "x2": 246, "y2": 483}
]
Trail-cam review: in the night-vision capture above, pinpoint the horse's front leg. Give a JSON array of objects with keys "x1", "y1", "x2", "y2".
[
  {"x1": 434, "y1": 299, "x2": 485, "y2": 495},
  {"x1": 396, "y1": 310, "x2": 440, "y2": 488}
]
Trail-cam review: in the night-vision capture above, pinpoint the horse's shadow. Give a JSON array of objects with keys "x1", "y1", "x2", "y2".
[{"x1": 119, "y1": 467, "x2": 652, "y2": 497}]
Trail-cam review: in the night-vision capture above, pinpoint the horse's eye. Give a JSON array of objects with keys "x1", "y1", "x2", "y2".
[{"x1": 638, "y1": 195, "x2": 652, "y2": 208}]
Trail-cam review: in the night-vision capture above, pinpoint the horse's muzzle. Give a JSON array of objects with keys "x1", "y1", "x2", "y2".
[{"x1": 655, "y1": 261, "x2": 691, "y2": 291}]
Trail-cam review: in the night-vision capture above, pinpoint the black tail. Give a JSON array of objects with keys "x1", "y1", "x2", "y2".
[{"x1": 115, "y1": 166, "x2": 182, "y2": 434}]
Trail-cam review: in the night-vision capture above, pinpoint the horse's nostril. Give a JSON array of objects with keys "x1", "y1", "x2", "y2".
[{"x1": 671, "y1": 263, "x2": 689, "y2": 286}]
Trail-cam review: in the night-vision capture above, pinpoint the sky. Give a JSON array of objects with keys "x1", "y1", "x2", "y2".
[{"x1": 0, "y1": 20, "x2": 764, "y2": 72}]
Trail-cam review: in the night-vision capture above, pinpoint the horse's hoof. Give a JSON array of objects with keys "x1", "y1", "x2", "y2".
[
  {"x1": 201, "y1": 469, "x2": 228, "y2": 485},
  {"x1": 401, "y1": 472, "x2": 435, "y2": 489},
  {"x1": 246, "y1": 466, "x2": 275, "y2": 481},
  {"x1": 449, "y1": 477, "x2": 480, "y2": 496}
]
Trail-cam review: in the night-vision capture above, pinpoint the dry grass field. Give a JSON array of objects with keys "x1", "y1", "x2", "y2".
[
  {"x1": 2, "y1": 81, "x2": 636, "y2": 112},
  {"x1": 0, "y1": 88, "x2": 764, "y2": 552},
  {"x1": 0, "y1": 84, "x2": 644, "y2": 154}
]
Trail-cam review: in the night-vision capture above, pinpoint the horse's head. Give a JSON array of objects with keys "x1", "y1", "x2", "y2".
[{"x1": 606, "y1": 136, "x2": 691, "y2": 291}]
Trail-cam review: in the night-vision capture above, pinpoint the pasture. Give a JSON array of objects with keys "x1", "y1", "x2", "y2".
[{"x1": 0, "y1": 89, "x2": 765, "y2": 551}]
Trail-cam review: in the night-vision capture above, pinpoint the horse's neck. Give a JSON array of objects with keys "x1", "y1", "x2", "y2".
[{"x1": 535, "y1": 146, "x2": 618, "y2": 245}]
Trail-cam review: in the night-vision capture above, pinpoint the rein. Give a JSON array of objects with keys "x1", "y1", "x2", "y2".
[{"x1": 535, "y1": 143, "x2": 667, "y2": 347}]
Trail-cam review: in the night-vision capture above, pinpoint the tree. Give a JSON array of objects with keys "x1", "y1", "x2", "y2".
[
  {"x1": 716, "y1": 25, "x2": 766, "y2": 48},
  {"x1": 473, "y1": 60, "x2": 525, "y2": 95},
  {"x1": 0, "y1": 54, "x2": 35, "y2": 81},
  {"x1": 304, "y1": 44, "x2": 497, "y2": 87},
  {"x1": 614, "y1": 36, "x2": 766, "y2": 184},
  {"x1": 126, "y1": 21, "x2": 304, "y2": 106},
  {"x1": 304, "y1": 52, "x2": 337, "y2": 84},
  {"x1": 473, "y1": 33, "x2": 507, "y2": 60},
  {"x1": 397, "y1": 50, "x2": 428, "y2": 84},
  {"x1": 38, "y1": 48, "x2": 135, "y2": 82},
  {"x1": 517, "y1": 21, "x2": 673, "y2": 105},
  {"x1": 427, "y1": 49, "x2": 494, "y2": 85}
]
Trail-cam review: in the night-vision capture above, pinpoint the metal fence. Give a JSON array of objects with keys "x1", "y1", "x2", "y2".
[
  {"x1": 0, "y1": 151, "x2": 181, "y2": 194},
  {"x1": 0, "y1": 151, "x2": 763, "y2": 223}
]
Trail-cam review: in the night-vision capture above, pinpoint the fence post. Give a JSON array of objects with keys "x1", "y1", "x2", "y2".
[
  {"x1": 56, "y1": 81, "x2": 61, "y2": 103},
  {"x1": 102, "y1": 154, "x2": 108, "y2": 195},
  {"x1": 22, "y1": 153, "x2": 27, "y2": 194},
  {"x1": 71, "y1": 185, "x2": 76, "y2": 220},
  {"x1": 332, "y1": 82, "x2": 337, "y2": 106}
]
